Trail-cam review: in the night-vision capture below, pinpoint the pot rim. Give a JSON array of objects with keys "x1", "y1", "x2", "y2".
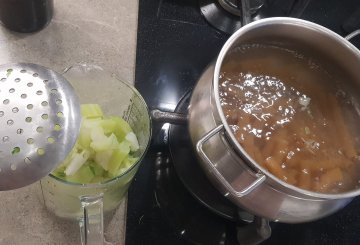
[{"x1": 213, "y1": 17, "x2": 360, "y2": 200}]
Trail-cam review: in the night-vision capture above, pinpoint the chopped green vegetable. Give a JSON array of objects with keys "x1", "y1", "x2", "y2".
[
  {"x1": 89, "y1": 161, "x2": 105, "y2": 176},
  {"x1": 100, "y1": 119, "x2": 117, "y2": 135},
  {"x1": 90, "y1": 132, "x2": 119, "y2": 152},
  {"x1": 52, "y1": 104, "x2": 140, "y2": 184},
  {"x1": 107, "y1": 141, "x2": 131, "y2": 175},
  {"x1": 126, "y1": 132, "x2": 139, "y2": 152},
  {"x1": 53, "y1": 165, "x2": 66, "y2": 178},
  {"x1": 81, "y1": 104, "x2": 104, "y2": 119},
  {"x1": 64, "y1": 150, "x2": 90, "y2": 176},
  {"x1": 110, "y1": 116, "x2": 132, "y2": 141},
  {"x1": 67, "y1": 165, "x2": 95, "y2": 183},
  {"x1": 94, "y1": 150, "x2": 113, "y2": 170}
]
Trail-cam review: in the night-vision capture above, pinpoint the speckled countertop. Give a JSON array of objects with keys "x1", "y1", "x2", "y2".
[{"x1": 0, "y1": 1, "x2": 138, "y2": 244}]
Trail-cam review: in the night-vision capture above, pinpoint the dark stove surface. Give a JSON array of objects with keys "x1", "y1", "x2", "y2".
[{"x1": 127, "y1": 0, "x2": 360, "y2": 244}]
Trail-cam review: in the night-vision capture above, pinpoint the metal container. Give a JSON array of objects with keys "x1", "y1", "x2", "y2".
[
  {"x1": 0, "y1": 0, "x2": 53, "y2": 33},
  {"x1": 188, "y1": 17, "x2": 360, "y2": 223}
]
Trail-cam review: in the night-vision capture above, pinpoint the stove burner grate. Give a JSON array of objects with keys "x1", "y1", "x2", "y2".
[{"x1": 160, "y1": 82, "x2": 272, "y2": 244}]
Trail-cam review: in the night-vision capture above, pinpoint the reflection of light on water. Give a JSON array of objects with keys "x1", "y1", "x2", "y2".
[{"x1": 220, "y1": 72, "x2": 308, "y2": 140}]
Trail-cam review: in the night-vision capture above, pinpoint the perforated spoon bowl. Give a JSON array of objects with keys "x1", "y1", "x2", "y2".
[{"x1": 0, "y1": 63, "x2": 81, "y2": 190}]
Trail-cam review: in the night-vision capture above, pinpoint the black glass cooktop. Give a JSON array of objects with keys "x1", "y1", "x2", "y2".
[{"x1": 127, "y1": 0, "x2": 360, "y2": 244}]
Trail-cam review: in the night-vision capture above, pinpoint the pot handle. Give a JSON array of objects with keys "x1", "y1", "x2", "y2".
[
  {"x1": 150, "y1": 109, "x2": 187, "y2": 125},
  {"x1": 196, "y1": 124, "x2": 266, "y2": 198},
  {"x1": 345, "y1": 29, "x2": 360, "y2": 41}
]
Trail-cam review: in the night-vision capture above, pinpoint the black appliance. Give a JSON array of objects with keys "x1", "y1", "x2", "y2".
[{"x1": 126, "y1": 1, "x2": 360, "y2": 244}]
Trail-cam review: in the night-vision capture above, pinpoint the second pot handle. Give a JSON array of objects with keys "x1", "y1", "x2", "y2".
[
  {"x1": 79, "y1": 194, "x2": 104, "y2": 245},
  {"x1": 150, "y1": 109, "x2": 187, "y2": 125},
  {"x1": 345, "y1": 29, "x2": 360, "y2": 41},
  {"x1": 196, "y1": 124, "x2": 266, "y2": 198}
]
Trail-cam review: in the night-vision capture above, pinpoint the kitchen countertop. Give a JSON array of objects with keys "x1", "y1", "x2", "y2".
[{"x1": 0, "y1": 0, "x2": 138, "y2": 244}]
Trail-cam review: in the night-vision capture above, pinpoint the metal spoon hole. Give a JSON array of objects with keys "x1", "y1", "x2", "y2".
[
  {"x1": 11, "y1": 147, "x2": 20, "y2": 155},
  {"x1": 54, "y1": 124, "x2": 61, "y2": 131},
  {"x1": 24, "y1": 157, "x2": 31, "y2": 164},
  {"x1": 27, "y1": 138, "x2": 34, "y2": 144},
  {"x1": 2, "y1": 136, "x2": 10, "y2": 142},
  {"x1": 47, "y1": 137, "x2": 55, "y2": 144},
  {"x1": 37, "y1": 148, "x2": 45, "y2": 155},
  {"x1": 6, "y1": 69, "x2": 13, "y2": 76}
]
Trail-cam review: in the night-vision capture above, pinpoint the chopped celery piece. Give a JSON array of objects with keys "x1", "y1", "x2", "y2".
[
  {"x1": 65, "y1": 150, "x2": 90, "y2": 176},
  {"x1": 90, "y1": 133, "x2": 119, "y2": 152},
  {"x1": 66, "y1": 165, "x2": 94, "y2": 183},
  {"x1": 100, "y1": 119, "x2": 117, "y2": 135},
  {"x1": 89, "y1": 161, "x2": 105, "y2": 176},
  {"x1": 111, "y1": 157, "x2": 139, "y2": 177},
  {"x1": 53, "y1": 165, "x2": 66, "y2": 178},
  {"x1": 125, "y1": 156, "x2": 139, "y2": 167},
  {"x1": 107, "y1": 141, "x2": 131, "y2": 175},
  {"x1": 78, "y1": 124, "x2": 92, "y2": 148},
  {"x1": 81, "y1": 104, "x2": 104, "y2": 118},
  {"x1": 110, "y1": 116, "x2": 132, "y2": 141},
  {"x1": 83, "y1": 118, "x2": 102, "y2": 128},
  {"x1": 94, "y1": 150, "x2": 113, "y2": 170},
  {"x1": 90, "y1": 125, "x2": 106, "y2": 142},
  {"x1": 125, "y1": 132, "x2": 139, "y2": 152},
  {"x1": 52, "y1": 104, "x2": 140, "y2": 184}
]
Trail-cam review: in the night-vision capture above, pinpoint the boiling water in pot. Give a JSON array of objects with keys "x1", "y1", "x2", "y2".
[{"x1": 219, "y1": 44, "x2": 360, "y2": 194}]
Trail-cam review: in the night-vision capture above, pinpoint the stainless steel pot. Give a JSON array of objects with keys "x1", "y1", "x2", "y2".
[{"x1": 188, "y1": 17, "x2": 360, "y2": 223}]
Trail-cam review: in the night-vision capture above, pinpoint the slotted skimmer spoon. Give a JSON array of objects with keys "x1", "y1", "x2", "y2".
[{"x1": 0, "y1": 63, "x2": 81, "y2": 190}]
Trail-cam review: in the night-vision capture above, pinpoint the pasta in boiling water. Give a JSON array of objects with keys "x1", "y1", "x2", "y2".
[{"x1": 219, "y1": 44, "x2": 360, "y2": 194}]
